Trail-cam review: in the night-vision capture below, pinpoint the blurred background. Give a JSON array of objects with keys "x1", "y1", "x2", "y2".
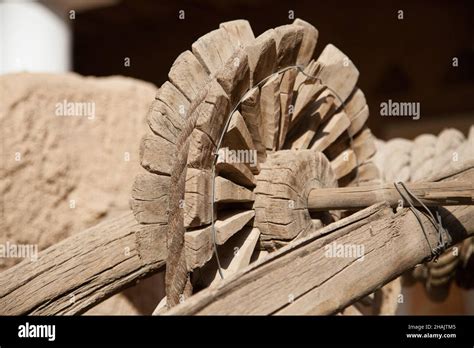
[
  {"x1": 2, "y1": 0, "x2": 473, "y2": 139},
  {"x1": 1, "y1": 0, "x2": 473, "y2": 314}
]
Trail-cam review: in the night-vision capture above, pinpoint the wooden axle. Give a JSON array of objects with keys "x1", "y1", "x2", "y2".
[{"x1": 308, "y1": 181, "x2": 473, "y2": 211}]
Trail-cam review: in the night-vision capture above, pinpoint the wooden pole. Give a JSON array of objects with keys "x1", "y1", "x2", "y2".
[
  {"x1": 166, "y1": 202, "x2": 474, "y2": 315},
  {"x1": 307, "y1": 181, "x2": 473, "y2": 211},
  {"x1": 0, "y1": 212, "x2": 167, "y2": 315}
]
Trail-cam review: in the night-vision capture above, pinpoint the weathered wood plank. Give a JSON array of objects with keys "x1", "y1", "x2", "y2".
[
  {"x1": 291, "y1": 79, "x2": 325, "y2": 127},
  {"x1": 0, "y1": 212, "x2": 167, "y2": 315},
  {"x1": 278, "y1": 69, "x2": 297, "y2": 148},
  {"x1": 187, "y1": 128, "x2": 216, "y2": 170},
  {"x1": 344, "y1": 88, "x2": 366, "y2": 119},
  {"x1": 184, "y1": 168, "x2": 212, "y2": 228},
  {"x1": 352, "y1": 128, "x2": 376, "y2": 163},
  {"x1": 347, "y1": 105, "x2": 369, "y2": 137},
  {"x1": 167, "y1": 200, "x2": 474, "y2": 315},
  {"x1": 185, "y1": 226, "x2": 213, "y2": 271},
  {"x1": 194, "y1": 79, "x2": 230, "y2": 145},
  {"x1": 293, "y1": 59, "x2": 318, "y2": 99}
]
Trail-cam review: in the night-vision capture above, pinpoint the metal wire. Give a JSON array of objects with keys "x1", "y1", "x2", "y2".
[
  {"x1": 393, "y1": 181, "x2": 450, "y2": 261},
  {"x1": 211, "y1": 63, "x2": 359, "y2": 279}
]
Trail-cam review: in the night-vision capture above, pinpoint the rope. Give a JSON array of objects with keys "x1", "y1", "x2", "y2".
[{"x1": 393, "y1": 181, "x2": 451, "y2": 262}]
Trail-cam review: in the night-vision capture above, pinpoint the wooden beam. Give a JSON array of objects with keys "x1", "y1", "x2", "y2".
[
  {"x1": 308, "y1": 180, "x2": 473, "y2": 212},
  {"x1": 167, "y1": 201, "x2": 474, "y2": 315},
  {"x1": 0, "y1": 212, "x2": 167, "y2": 315}
]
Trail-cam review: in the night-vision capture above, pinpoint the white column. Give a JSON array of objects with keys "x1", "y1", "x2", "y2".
[{"x1": 0, "y1": 0, "x2": 71, "y2": 74}]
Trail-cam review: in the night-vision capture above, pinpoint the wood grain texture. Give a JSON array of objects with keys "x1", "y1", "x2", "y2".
[
  {"x1": 215, "y1": 210, "x2": 255, "y2": 245},
  {"x1": 147, "y1": 82, "x2": 188, "y2": 144},
  {"x1": 0, "y1": 212, "x2": 167, "y2": 315},
  {"x1": 288, "y1": 88, "x2": 335, "y2": 150},
  {"x1": 240, "y1": 88, "x2": 267, "y2": 162},
  {"x1": 274, "y1": 24, "x2": 303, "y2": 69},
  {"x1": 330, "y1": 148, "x2": 357, "y2": 179},
  {"x1": 192, "y1": 28, "x2": 234, "y2": 75},
  {"x1": 185, "y1": 211, "x2": 256, "y2": 270},
  {"x1": 131, "y1": 172, "x2": 170, "y2": 224},
  {"x1": 255, "y1": 150, "x2": 336, "y2": 249},
  {"x1": 311, "y1": 111, "x2": 350, "y2": 152},
  {"x1": 293, "y1": 18, "x2": 318, "y2": 65},
  {"x1": 352, "y1": 128, "x2": 376, "y2": 163},
  {"x1": 215, "y1": 48, "x2": 250, "y2": 108},
  {"x1": 139, "y1": 134, "x2": 176, "y2": 175},
  {"x1": 184, "y1": 168, "x2": 212, "y2": 228},
  {"x1": 168, "y1": 50, "x2": 209, "y2": 101},
  {"x1": 214, "y1": 176, "x2": 255, "y2": 203},
  {"x1": 223, "y1": 110, "x2": 256, "y2": 152},
  {"x1": 194, "y1": 79, "x2": 230, "y2": 145},
  {"x1": 205, "y1": 227, "x2": 261, "y2": 287},
  {"x1": 315, "y1": 44, "x2": 359, "y2": 106},
  {"x1": 244, "y1": 29, "x2": 277, "y2": 86},
  {"x1": 260, "y1": 73, "x2": 281, "y2": 150},
  {"x1": 308, "y1": 180, "x2": 473, "y2": 211},
  {"x1": 278, "y1": 69, "x2": 297, "y2": 148},
  {"x1": 220, "y1": 20, "x2": 255, "y2": 47},
  {"x1": 167, "y1": 202, "x2": 474, "y2": 315},
  {"x1": 216, "y1": 159, "x2": 256, "y2": 188}
]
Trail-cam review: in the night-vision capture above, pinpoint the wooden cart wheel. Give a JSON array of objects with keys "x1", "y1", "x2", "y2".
[{"x1": 131, "y1": 19, "x2": 380, "y2": 309}]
